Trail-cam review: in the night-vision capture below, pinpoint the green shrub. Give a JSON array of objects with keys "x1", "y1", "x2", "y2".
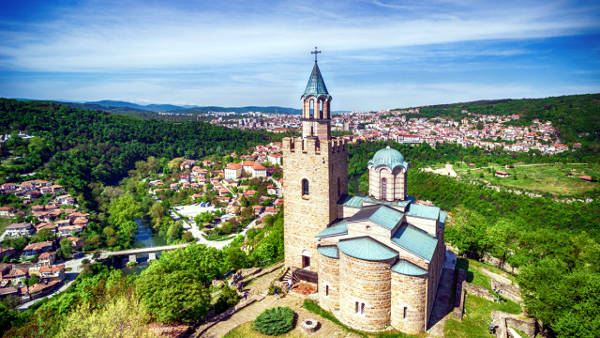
[
  {"x1": 214, "y1": 286, "x2": 239, "y2": 314},
  {"x1": 253, "y1": 306, "x2": 294, "y2": 335}
]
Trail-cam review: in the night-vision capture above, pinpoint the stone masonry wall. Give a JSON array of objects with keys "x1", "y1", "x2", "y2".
[
  {"x1": 390, "y1": 272, "x2": 427, "y2": 334},
  {"x1": 318, "y1": 252, "x2": 340, "y2": 312},
  {"x1": 339, "y1": 252, "x2": 393, "y2": 332},
  {"x1": 283, "y1": 137, "x2": 347, "y2": 272}
]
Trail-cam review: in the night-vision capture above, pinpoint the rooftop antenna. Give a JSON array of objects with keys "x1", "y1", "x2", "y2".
[{"x1": 311, "y1": 46, "x2": 321, "y2": 63}]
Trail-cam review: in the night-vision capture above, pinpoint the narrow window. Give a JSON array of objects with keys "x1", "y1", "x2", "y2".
[
  {"x1": 403, "y1": 306, "x2": 407, "y2": 319},
  {"x1": 302, "y1": 179, "x2": 309, "y2": 196},
  {"x1": 381, "y1": 177, "x2": 387, "y2": 199},
  {"x1": 337, "y1": 177, "x2": 341, "y2": 197},
  {"x1": 361, "y1": 303, "x2": 365, "y2": 314},
  {"x1": 325, "y1": 285, "x2": 329, "y2": 296},
  {"x1": 309, "y1": 100, "x2": 314, "y2": 118},
  {"x1": 319, "y1": 100, "x2": 323, "y2": 119},
  {"x1": 355, "y1": 301, "x2": 359, "y2": 313}
]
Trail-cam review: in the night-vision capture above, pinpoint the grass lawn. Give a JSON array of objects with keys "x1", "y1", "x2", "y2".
[
  {"x1": 444, "y1": 293, "x2": 521, "y2": 338},
  {"x1": 0, "y1": 217, "x2": 13, "y2": 234},
  {"x1": 454, "y1": 162, "x2": 600, "y2": 196},
  {"x1": 223, "y1": 321, "x2": 301, "y2": 338}
]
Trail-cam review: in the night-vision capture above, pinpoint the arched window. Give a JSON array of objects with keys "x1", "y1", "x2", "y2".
[
  {"x1": 381, "y1": 177, "x2": 387, "y2": 199},
  {"x1": 319, "y1": 99, "x2": 323, "y2": 119},
  {"x1": 302, "y1": 179, "x2": 309, "y2": 196},
  {"x1": 337, "y1": 177, "x2": 341, "y2": 197},
  {"x1": 309, "y1": 100, "x2": 314, "y2": 118}
]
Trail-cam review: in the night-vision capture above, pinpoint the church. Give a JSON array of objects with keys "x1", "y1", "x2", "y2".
[{"x1": 282, "y1": 52, "x2": 447, "y2": 334}]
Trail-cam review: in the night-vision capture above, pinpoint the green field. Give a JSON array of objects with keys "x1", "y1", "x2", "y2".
[
  {"x1": 453, "y1": 162, "x2": 600, "y2": 196},
  {"x1": 0, "y1": 217, "x2": 12, "y2": 234}
]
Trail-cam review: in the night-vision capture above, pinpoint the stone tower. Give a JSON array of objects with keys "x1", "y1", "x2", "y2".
[{"x1": 283, "y1": 51, "x2": 348, "y2": 272}]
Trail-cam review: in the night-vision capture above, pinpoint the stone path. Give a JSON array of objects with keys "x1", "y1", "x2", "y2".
[
  {"x1": 196, "y1": 266, "x2": 359, "y2": 338},
  {"x1": 427, "y1": 267, "x2": 456, "y2": 336}
]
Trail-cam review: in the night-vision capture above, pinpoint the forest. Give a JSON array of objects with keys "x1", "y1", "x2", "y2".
[{"x1": 400, "y1": 93, "x2": 600, "y2": 146}]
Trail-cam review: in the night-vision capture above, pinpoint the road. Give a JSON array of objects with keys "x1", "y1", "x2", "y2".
[{"x1": 17, "y1": 253, "x2": 93, "y2": 310}]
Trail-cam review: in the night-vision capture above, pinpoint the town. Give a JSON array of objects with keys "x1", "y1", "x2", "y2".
[
  {"x1": 0, "y1": 141, "x2": 286, "y2": 308},
  {"x1": 207, "y1": 109, "x2": 569, "y2": 155}
]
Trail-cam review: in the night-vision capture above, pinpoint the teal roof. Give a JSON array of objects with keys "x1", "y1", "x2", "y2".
[
  {"x1": 368, "y1": 146, "x2": 408, "y2": 171},
  {"x1": 369, "y1": 206, "x2": 404, "y2": 230},
  {"x1": 302, "y1": 62, "x2": 330, "y2": 99},
  {"x1": 340, "y1": 195, "x2": 367, "y2": 208},
  {"x1": 439, "y1": 211, "x2": 447, "y2": 228},
  {"x1": 338, "y1": 237, "x2": 398, "y2": 261},
  {"x1": 406, "y1": 203, "x2": 440, "y2": 220},
  {"x1": 315, "y1": 220, "x2": 348, "y2": 238},
  {"x1": 317, "y1": 245, "x2": 339, "y2": 259},
  {"x1": 391, "y1": 260, "x2": 428, "y2": 276},
  {"x1": 391, "y1": 225, "x2": 438, "y2": 261}
]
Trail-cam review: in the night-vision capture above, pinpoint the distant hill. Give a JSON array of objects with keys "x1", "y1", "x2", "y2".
[
  {"x1": 82, "y1": 100, "x2": 301, "y2": 114},
  {"x1": 12, "y1": 98, "x2": 302, "y2": 115},
  {"x1": 396, "y1": 93, "x2": 600, "y2": 145}
]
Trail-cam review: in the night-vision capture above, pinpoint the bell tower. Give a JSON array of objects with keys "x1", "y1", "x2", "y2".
[{"x1": 283, "y1": 48, "x2": 348, "y2": 273}]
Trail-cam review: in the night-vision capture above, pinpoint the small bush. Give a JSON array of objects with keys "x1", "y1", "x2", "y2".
[
  {"x1": 253, "y1": 306, "x2": 294, "y2": 335},
  {"x1": 214, "y1": 286, "x2": 239, "y2": 314}
]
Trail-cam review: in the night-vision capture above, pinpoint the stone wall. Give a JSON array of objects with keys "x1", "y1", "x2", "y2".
[
  {"x1": 490, "y1": 279, "x2": 522, "y2": 304},
  {"x1": 318, "y1": 253, "x2": 340, "y2": 312},
  {"x1": 453, "y1": 269, "x2": 467, "y2": 320},
  {"x1": 390, "y1": 271, "x2": 427, "y2": 334},
  {"x1": 463, "y1": 281, "x2": 495, "y2": 302},
  {"x1": 339, "y1": 252, "x2": 393, "y2": 332},
  {"x1": 282, "y1": 136, "x2": 347, "y2": 272},
  {"x1": 368, "y1": 166, "x2": 406, "y2": 201},
  {"x1": 492, "y1": 311, "x2": 537, "y2": 338}
]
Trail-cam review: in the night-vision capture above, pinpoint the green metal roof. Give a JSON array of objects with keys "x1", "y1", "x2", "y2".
[
  {"x1": 391, "y1": 260, "x2": 427, "y2": 276},
  {"x1": 317, "y1": 245, "x2": 339, "y2": 259},
  {"x1": 368, "y1": 146, "x2": 409, "y2": 171},
  {"x1": 302, "y1": 62, "x2": 330, "y2": 99},
  {"x1": 315, "y1": 220, "x2": 348, "y2": 238},
  {"x1": 341, "y1": 195, "x2": 367, "y2": 208},
  {"x1": 391, "y1": 225, "x2": 438, "y2": 261},
  {"x1": 368, "y1": 205, "x2": 404, "y2": 230},
  {"x1": 406, "y1": 203, "x2": 441, "y2": 220},
  {"x1": 439, "y1": 211, "x2": 447, "y2": 228},
  {"x1": 338, "y1": 237, "x2": 398, "y2": 261}
]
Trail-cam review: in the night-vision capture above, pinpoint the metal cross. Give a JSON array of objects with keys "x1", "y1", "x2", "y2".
[{"x1": 311, "y1": 47, "x2": 321, "y2": 62}]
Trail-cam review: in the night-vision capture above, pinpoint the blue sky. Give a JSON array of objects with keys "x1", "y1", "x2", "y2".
[{"x1": 0, "y1": 0, "x2": 599, "y2": 110}]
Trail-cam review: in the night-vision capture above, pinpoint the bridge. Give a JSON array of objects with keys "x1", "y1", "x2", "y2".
[{"x1": 100, "y1": 243, "x2": 189, "y2": 263}]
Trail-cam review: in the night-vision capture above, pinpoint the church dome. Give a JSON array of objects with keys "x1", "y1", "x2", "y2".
[{"x1": 368, "y1": 146, "x2": 408, "y2": 171}]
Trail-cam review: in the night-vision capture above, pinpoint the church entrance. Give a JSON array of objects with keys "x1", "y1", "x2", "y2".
[
  {"x1": 302, "y1": 255, "x2": 310, "y2": 268},
  {"x1": 301, "y1": 249, "x2": 311, "y2": 269}
]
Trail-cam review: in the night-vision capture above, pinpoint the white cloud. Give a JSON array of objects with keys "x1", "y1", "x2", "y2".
[{"x1": 0, "y1": 1, "x2": 598, "y2": 71}]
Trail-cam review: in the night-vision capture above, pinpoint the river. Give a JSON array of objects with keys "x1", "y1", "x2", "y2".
[{"x1": 121, "y1": 218, "x2": 167, "y2": 274}]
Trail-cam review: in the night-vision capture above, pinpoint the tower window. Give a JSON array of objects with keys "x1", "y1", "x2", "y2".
[
  {"x1": 302, "y1": 179, "x2": 309, "y2": 196},
  {"x1": 361, "y1": 303, "x2": 365, "y2": 314},
  {"x1": 381, "y1": 177, "x2": 387, "y2": 199},
  {"x1": 325, "y1": 285, "x2": 329, "y2": 296},
  {"x1": 309, "y1": 99, "x2": 315, "y2": 118},
  {"x1": 337, "y1": 177, "x2": 341, "y2": 197},
  {"x1": 355, "y1": 301, "x2": 359, "y2": 313},
  {"x1": 403, "y1": 307, "x2": 407, "y2": 319},
  {"x1": 319, "y1": 99, "x2": 323, "y2": 119}
]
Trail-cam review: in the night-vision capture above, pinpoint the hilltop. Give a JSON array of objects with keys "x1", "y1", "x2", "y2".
[{"x1": 396, "y1": 93, "x2": 600, "y2": 145}]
